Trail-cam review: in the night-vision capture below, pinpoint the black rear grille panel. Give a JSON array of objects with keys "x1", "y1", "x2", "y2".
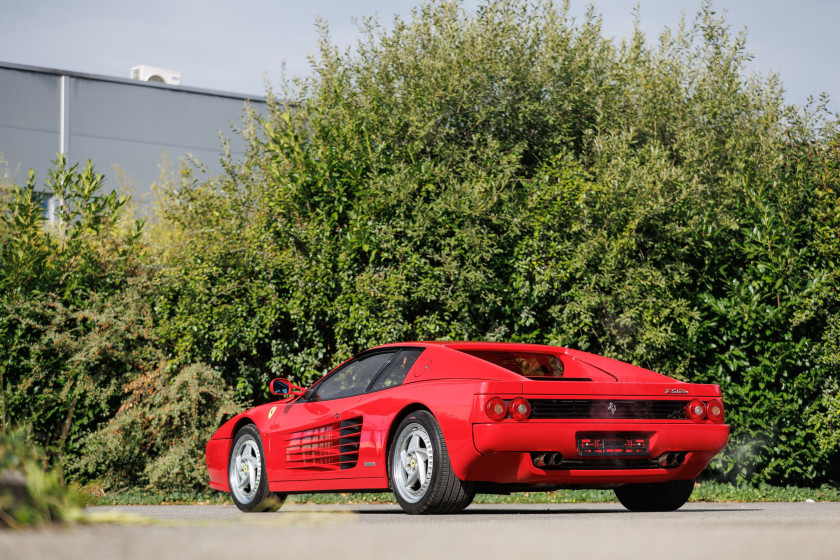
[
  {"x1": 528, "y1": 399, "x2": 688, "y2": 420},
  {"x1": 534, "y1": 457, "x2": 664, "y2": 470}
]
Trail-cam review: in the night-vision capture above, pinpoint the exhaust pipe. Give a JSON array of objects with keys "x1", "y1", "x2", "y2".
[
  {"x1": 657, "y1": 452, "x2": 686, "y2": 468},
  {"x1": 657, "y1": 453, "x2": 675, "y2": 467},
  {"x1": 533, "y1": 452, "x2": 564, "y2": 468}
]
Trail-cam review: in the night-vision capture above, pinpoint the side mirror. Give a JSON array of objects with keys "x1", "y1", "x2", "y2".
[{"x1": 270, "y1": 378, "x2": 305, "y2": 397}]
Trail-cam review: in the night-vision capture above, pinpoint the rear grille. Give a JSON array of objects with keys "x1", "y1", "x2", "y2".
[
  {"x1": 531, "y1": 455, "x2": 664, "y2": 470},
  {"x1": 528, "y1": 399, "x2": 688, "y2": 420}
]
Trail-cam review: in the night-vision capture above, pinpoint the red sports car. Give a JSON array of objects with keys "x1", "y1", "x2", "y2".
[{"x1": 206, "y1": 342, "x2": 729, "y2": 514}]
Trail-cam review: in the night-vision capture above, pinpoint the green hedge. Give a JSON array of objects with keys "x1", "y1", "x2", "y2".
[
  {"x1": 153, "y1": 1, "x2": 840, "y2": 485},
  {"x1": 0, "y1": 157, "x2": 240, "y2": 492},
  {"x1": 2, "y1": 1, "x2": 839, "y2": 489}
]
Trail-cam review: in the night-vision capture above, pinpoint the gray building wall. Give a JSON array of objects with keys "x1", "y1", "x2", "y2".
[{"x1": 1, "y1": 62, "x2": 266, "y2": 211}]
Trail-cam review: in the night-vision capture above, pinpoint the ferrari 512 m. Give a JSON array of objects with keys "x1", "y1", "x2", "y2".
[{"x1": 206, "y1": 342, "x2": 729, "y2": 514}]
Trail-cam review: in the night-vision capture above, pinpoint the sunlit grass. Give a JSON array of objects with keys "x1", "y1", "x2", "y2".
[{"x1": 85, "y1": 482, "x2": 840, "y2": 507}]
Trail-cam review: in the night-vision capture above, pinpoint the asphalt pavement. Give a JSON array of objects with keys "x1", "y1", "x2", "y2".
[{"x1": 2, "y1": 502, "x2": 839, "y2": 560}]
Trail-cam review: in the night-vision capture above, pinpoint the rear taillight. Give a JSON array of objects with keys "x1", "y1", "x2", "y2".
[
  {"x1": 484, "y1": 396, "x2": 531, "y2": 421},
  {"x1": 485, "y1": 397, "x2": 507, "y2": 421},
  {"x1": 687, "y1": 399, "x2": 706, "y2": 422},
  {"x1": 706, "y1": 399, "x2": 725, "y2": 423},
  {"x1": 509, "y1": 397, "x2": 531, "y2": 421}
]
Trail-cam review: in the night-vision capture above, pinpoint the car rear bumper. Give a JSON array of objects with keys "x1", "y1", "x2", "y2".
[{"x1": 468, "y1": 421, "x2": 729, "y2": 484}]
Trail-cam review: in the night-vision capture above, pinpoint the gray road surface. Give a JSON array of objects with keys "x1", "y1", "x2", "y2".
[{"x1": 2, "y1": 502, "x2": 839, "y2": 560}]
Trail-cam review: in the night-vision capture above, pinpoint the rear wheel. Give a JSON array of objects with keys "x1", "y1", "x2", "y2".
[
  {"x1": 389, "y1": 411, "x2": 475, "y2": 514},
  {"x1": 228, "y1": 424, "x2": 286, "y2": 512},
  {"x1": 614, "y1": 478, "x2": 695, "y2": 512}
]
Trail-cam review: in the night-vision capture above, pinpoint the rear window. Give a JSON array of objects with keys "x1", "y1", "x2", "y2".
[
  {"x1": 460, "y1": 350, "x2": 565, "y2": 378},
  {"x1": 368, "y1": 348, "x2": 424, "y2": 392}
]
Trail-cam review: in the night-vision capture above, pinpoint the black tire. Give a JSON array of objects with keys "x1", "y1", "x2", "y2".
[
  {"x1": 388, "y1": 410, "x2": 475, "y2": 514},
  {"x1": 614, "y1": 478, "x2": 695, "y2": 512},
  {"x1": 228, "y1": 424, "x2": 286, "y2": 512}
]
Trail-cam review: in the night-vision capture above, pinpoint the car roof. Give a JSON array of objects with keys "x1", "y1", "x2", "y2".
[
  {"x1": 373, "y1": 341, "x2": 677, "y2": 383},
  {"x1": 377, "y1": 341, "x2": 570, "y2": 353}
]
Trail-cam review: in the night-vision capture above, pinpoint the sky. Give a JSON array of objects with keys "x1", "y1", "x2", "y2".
[{"x1": 1, "y1": 0, "x2": 837, "y2": 110}]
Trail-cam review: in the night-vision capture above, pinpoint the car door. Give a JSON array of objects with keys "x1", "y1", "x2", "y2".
[{"x1": 265, "y1": 350, "x2": 397, "y2": 482}]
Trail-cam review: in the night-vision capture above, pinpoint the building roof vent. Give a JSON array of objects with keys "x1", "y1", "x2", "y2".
[{"x1": 131, "y1": 65, "x2": 182, "y2": 85}]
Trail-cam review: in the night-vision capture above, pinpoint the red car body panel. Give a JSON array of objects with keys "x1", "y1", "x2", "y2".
[{"x1": 206, "y1": 342, "x2": 729, "y2": 495}]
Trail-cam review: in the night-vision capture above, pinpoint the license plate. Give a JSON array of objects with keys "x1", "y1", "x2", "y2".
[{"x1": 577, "y1": 433, "x2": 649, "y2": 456}]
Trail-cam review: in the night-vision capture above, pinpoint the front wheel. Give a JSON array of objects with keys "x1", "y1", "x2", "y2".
[
  {"x1": 228, "y1": 424, "x2": 286, "y2": 512},
  {"x1": 614, "y1": 478, "x2": 695, "y2": 512},
  {"x1": 388, "y1": 411, "x2": 474, "y2": 514}
]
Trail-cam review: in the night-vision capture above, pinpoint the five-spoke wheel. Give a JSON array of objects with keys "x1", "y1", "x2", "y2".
[
  {"x1": 389, "y1": 411, "x2": 474, "y2": 514},
  {"x1": 228, "y1": 424, "x2": 285, "y2": 512},
  {"x1": 393, "y1": 421, "x2": 434, "y2": 503}
]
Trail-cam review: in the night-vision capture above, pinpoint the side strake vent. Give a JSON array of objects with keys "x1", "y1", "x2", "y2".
[
  {"x1": 285, "y1": 417, "x2": 362, "y2": 470},
  {"x1": 338, "y1": 418, "x2": 362, "y2": 469},
  {"x1": 528, "y1": 399, "x2": 689, "y2": 420}
]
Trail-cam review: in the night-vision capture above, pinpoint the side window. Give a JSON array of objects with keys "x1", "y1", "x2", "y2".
[
  {"x1": 368, "y1": 349, "x2": 424, "y2": 392},
  {"x1": 312, "y1": 352, "x2": 395, "y2": 402}
]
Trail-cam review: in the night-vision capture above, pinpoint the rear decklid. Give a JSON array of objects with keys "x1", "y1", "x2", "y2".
[{"x1": 520, "y1": 379, "x2": 721, "y2": 398}]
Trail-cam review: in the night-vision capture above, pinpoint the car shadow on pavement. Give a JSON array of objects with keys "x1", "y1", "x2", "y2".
[{"x1": 348, "y1": 505, "x2": 762, "y2": 515}]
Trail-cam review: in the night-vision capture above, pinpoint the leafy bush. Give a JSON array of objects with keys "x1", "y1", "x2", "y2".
[
  {"x1": 2, "y1": 289, "x2": 163, "y2": 467},
  {"x1": 2, "y1": 2, "x2": 839, "y2": 491},
  {"x1": 0, "y1": 156, "x2": 157, "y2": 475},
  {"x1": 76, "y1": 363, "x2": 242, "y2": 491},
  {"x1": 154, "y1": 0, "x2": 840, "y2": 485},
  {"x1": 0, "y1": 427, "x2": 83, "y2": 528},
  {"x1": 810, "y1": 379, "x2": 840, "y2": 479}
]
